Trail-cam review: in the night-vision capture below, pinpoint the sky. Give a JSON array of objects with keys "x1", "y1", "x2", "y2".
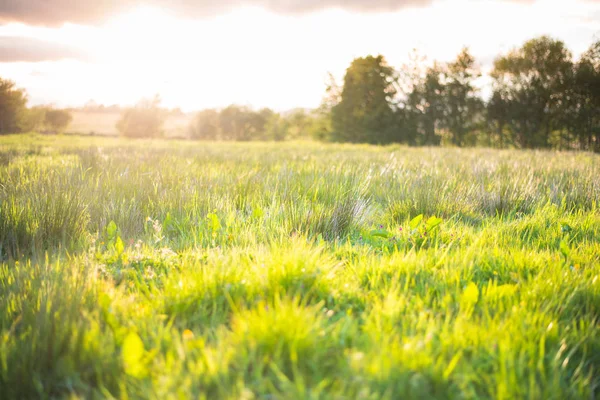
[{"x1": 0, "y1": 0, "x2": 599, "y2": 112}]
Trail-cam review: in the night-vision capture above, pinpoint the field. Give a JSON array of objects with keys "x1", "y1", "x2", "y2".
[{"x1": 1, "y1": 134, "x2": 599, "y2": 399}]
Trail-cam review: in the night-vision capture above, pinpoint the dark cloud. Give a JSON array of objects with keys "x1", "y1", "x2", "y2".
[
  {"x1": 0, "y1": 0, "x2": 433, "y2": 26},
  {"x1": 0, "y1": 36, "x2": 88, "y2": 62}
]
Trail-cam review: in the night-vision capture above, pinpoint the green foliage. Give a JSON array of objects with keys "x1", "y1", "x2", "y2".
[
  {"x1": 0, "y1": 135, "x2": 599, "y2": 399},
  {"x1": 0, "y1": 78, "x2": 28, "y2": 134},
  {"x1": 319, "y1": 36, "x2": 600, "y2": 151},
  {"x1": 122, "y1": 332, "x2": 149, "y2": 378},
  {"x1": 189, "y1": 106, "x2": 322, "y2": 141},
  {"x1": 219, "y1": 105, "x2": 270, "y2": 141},
  {"x1": 442, "y1": 48, "x2": 485, "y2": 146},
  {"x1": 331, "y1": 55, "x2": 399, "y2": 143},
  {"x1": 189, "y1": 108, "x2": 220, "y2": 139},
  {"x1": 401, "y1": 61, "x2": 446, "y2": 146},
  {"x1": 489, "y1": 36, "x2": 574, "y2": 149},
  {"x1": 571, "y1": 40, "x2": 600, "y2": 152},
  {"x1": 17, "y1": 106, "x2": 46, "y2": 133},
  {"x1": 44, "y1": 108, "x2": 73, "y2": 132}
]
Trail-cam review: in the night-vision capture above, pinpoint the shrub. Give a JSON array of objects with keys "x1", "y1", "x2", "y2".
[{"x1": 116, "y1": 96, "x2": 165, "y2": 139}]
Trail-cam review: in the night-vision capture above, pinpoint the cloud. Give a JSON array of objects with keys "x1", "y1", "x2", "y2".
[
  {"x1": 0, "y1": 0, "x2": 433, "y2": 26},
  {"x1": 0, "y1": 36, "x2": 88, "y2": 62}
]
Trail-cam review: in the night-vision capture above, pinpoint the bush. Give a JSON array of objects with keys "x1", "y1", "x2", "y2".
[
  {"x1": 44, "y1": 109, "x2": 73, "y2": 133},
  {"x1": 116, "y1": 96, "x2": 165, "y2": 139},
  {"x1": 0, "y1": 78, "x2": 28, "y2": 134}
]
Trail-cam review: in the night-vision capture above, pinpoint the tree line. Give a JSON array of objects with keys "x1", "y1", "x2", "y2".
[
  {"x1": 119, "y1": 35, "x2": 598, "y2": 151},
  {"x1": 1, "y1": 35, "x2": 598, "y2": 151},
  {"x1": 326, "y1": 36, "x2": 600, "y2": 151},
  {"x1": 115, "y1": 98, "x2": 325, "y2": 141},
  {"x1": 0, "y1": 79, "x2": 72, "y2": 134}
]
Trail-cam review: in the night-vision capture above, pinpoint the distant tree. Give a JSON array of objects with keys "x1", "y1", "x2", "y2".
[
  {"x1": 255, "y1": 108, "x2": 275, "y2": 140},
  {"x1": 571, "y1": 40, "x2": 600, "y2": 151},
  {"x1": 442, "y1": 48, "x2": 484, "y2": 146},
  {"x1": 403, "y1": 63, "x2": 445, "y2": 145},
  {"x1": 0, "y1": 78, "x2": 28, "y2": 134},
  {"x1": 190, "y1": 109, "x2": 220, "y2": 139},
  {"x1": 116, "y1": 96, "x2": 165, "y2": 138},
  {"x1": 44, "y1": 108, "x2": 73, "y2": 132},
  {"x1": 219, "y1": 105, "x2": 271, "y2": 141},
  {"x1": 308, "y1": 74, "x2": 340, "y2": 141},
  {"x1": 17, "y1": 106, "x2": 46, "y2": 133},
  {"x1": 486, "y1": 89, "x2": 512, "y2": 148},
  {"x1": 331, "y1": 55, "x2": 398, "y2": 143},
  {"x1": 285, "y1": 110, "x2": 313, "y2": 139},
  {"x1": 263, "y1": 112, "x2": 289, "y2": 141},
  {"x1": 490, "y1": 36, "x2": 573, "y2": 148},
  {"x1": 395, "y1": 50, "x2": 427, "y2": 145}
]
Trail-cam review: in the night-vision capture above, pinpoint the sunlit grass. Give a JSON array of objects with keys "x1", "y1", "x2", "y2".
[{"x1": 0, "y1": 134, "x2": 599, "y2": 398}]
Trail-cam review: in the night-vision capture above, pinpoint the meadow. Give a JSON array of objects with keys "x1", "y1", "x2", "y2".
[{"x1": 0, "y1": 133, "x2": 599, "y2": 399}]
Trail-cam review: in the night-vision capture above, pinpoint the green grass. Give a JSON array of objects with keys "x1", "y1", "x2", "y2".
[{"x1": 1, "y1": 133, "x2": 599, "y2": 399}]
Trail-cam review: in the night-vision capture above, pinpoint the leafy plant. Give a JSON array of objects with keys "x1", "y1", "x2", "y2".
[{"x1": 407, "y1": 214, "x2": 443, "y2": 249}]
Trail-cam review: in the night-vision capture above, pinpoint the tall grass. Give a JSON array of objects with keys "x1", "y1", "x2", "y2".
[{"x1": 0, "y1": 134, "x2": 599, "y2": 398}]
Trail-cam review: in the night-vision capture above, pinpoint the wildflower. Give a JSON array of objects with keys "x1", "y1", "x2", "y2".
[
  {"x1": 144, "y1": 267, "x2": 155, "y2": 280},
  {"x1": 183, "y1": 329, "x2": 194, "y2": 340}
]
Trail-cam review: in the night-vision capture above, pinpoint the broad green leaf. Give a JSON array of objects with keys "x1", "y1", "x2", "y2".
[
  {"x1": 425, "y1": 216, "x2": 443, "y2": 231},
  {"x1": 370, "y1": 229, "x2": 392, "y2": 238},
  {"x1": 409, "y1": 214, "x2": 424, "y2": 230},
  {"x1": 106, "y1": 221, "x2": 118, "y2": 240},
  {"x1": 115, "y1": 236, "x2": 125, "y2": 256},
  {"x1": 443, "y1": 351, "x2": 462, "y2": 379},
  {"x1": 99, "y1": 292, "x2": 111, "y2": 311},
  {"x1": 122, "y1": 332, "x2": 148, "y2": 378},
  {"x1": 207, "y1": 213, "x2": 221, "y2": 232},
  {"x1": 461, "y1": 282, "x2": 479, "y2": 307},
  {"x1": 252, "y1": 207, "x2": 264, "y2": 219}
]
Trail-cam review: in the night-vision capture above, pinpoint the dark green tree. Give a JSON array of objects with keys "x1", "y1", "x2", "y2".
[
  {"x1": 490, "y1": 36, "x2": 573, "y2": 148},
  {"x1": 219, "y1": 105, "x2": 272, "y2": 141},
  {"x1": 442, "y1": 48, "x2": 484, "y2": 146},
  {"x1": 571, "y1": 40, "x2": 600, "y2": 151},
  {"x1": 486, "y1": 89, "x2": 512, "y2": 148},
  {"x1": 331, "y1": 55, "x2": 398, "y2": 144},
  {"x1": 44, "y1": 108, "x2": 73, "y2": 133},
  {"x1": 0, "y1": 78, "x2": 28, "y2": 134},
  {"x1": 190, "y1": 109, "x2": 220, "y2": 139},
  {"x1": 403, "y1": 63, "x2": 445, "y2": 145},
  {"x1": 18, "y1": 106, "x2": 46, "y2": 133}
]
